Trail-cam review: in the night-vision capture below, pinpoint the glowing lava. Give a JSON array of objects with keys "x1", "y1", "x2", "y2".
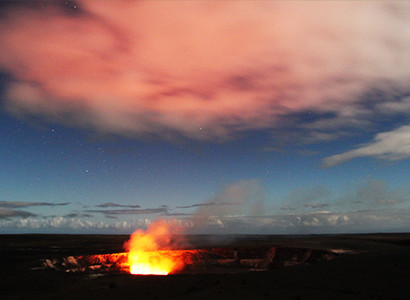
[{"x1": 123, "y1": 220, "x2": 184, "y2": 275}]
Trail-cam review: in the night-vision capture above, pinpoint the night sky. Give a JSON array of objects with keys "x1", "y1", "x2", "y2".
[{"x1": 0, "y1": 1, "x2": 409, "y2": 234}]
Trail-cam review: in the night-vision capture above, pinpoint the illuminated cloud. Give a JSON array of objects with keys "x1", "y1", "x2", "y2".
[
  {"x1": 0, "y1": 1, "x2": 408, "y2": 143},
  {"x1": 322, "y1": 125, "x2": 410, "y2": 167}
]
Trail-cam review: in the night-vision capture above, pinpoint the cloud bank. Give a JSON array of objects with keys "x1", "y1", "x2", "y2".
[
  {"x1": 2, "y1": 208, "x2": 408, "y2": 234},
  {"x1": 0, "y1": 178, "x2": 408, "y2": 233},
  {"x1": 0, "y1": 1, "x2": 408, "y2": 150}
]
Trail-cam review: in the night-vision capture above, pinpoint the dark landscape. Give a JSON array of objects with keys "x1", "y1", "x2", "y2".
[{"x1": 1, "y1": 233, "x2": 410, "y2": 299}]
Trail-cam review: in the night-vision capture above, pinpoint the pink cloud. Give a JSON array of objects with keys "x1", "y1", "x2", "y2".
[{"x1": 0, "y1": 1, "x2": 409, "y2": 140}]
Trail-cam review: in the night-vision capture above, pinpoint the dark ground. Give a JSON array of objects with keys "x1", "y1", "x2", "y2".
[{"x1": 1, "y1": 233, "x2": 409, "y2": 299}]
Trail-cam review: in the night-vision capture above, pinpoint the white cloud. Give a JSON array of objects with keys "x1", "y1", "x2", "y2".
[{"x1": 322, "y1": 125, "x2": 410, "y2": 167}]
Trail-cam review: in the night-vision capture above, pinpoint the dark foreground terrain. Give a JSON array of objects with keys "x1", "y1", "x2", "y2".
[{"x1": 1, "y1": 233, "x2": 409, "y2": 299}]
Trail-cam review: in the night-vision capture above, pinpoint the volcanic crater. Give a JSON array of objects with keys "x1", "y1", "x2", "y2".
[{"x1": 40, "y1": 246, "x2": 345, "y2": 275}]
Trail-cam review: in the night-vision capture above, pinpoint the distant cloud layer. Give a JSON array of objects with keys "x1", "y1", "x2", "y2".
[
  {"x1": 2, "y1": 208, "x2": 410, "y2": 234},
  {"x1": 0, "y1": 178, "x2": 408, "y2": 233},
  {"x1": 0, "y1": 201, "x2": 70, "y2": 208},
  {"x1": 0, "y1": 1, "x2": 409, "y2": 165}
]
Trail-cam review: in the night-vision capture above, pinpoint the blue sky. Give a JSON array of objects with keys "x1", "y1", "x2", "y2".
[{"x1": 0, "y1": 1, "x2": 409, "y2": 234}]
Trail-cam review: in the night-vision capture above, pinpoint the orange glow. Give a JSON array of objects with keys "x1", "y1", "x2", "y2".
[{"x1": 123, "y1": 220, "x2": 184, "y2": 275}]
